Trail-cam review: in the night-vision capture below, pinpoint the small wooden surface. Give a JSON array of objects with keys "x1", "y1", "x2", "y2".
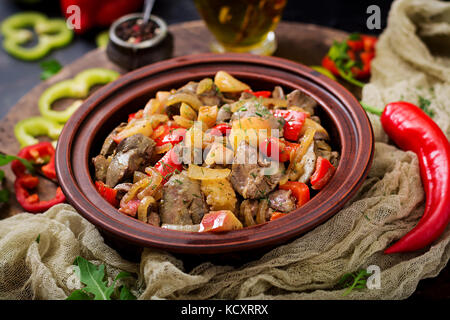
[{"x1": 0, "y1": 20, "x2": 446, "y2": 299}]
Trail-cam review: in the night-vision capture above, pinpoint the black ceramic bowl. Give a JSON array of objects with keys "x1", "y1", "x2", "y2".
[{"x1": 106, "y1": 13, "x2": 174, "y2": 70}]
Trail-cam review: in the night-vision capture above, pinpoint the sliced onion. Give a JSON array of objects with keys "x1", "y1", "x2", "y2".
[
  {"x1": 137, "y1": 196, "x2": 155, "y2": 222},
  {"x1": 165, "y1": 92, "x2": 203, "y2": 111}
]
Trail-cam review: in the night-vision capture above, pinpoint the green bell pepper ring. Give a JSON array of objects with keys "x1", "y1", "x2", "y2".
[
  {"x1": 1, "y1": 12, "x2": 73, "y2": 61},
  {"x1": 39, "y1": 68, "x2": 120, "y2": 123},
  {"x1": 14, "y1": 116, "x2": 63, "y2": 148}
]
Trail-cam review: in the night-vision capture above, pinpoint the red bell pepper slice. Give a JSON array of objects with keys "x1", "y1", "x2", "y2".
[
  {"x1": 95, "y1": 181, "x2": 119, "y2": 207},
  {"x1": 272, "y1": 109, "x2": 308, "y2": 141},
  {"x1": 10, "y1": 142, "x2": 65, "y2": 213},
  {"x1": 14, "y1": 174, "x2": 65, "y2": 213},
  {"x1": 243, "y1": 89, "x2": 271, "y2": 98},
  {"x1": 270, "y1": 211, "x2": 288, "y2": 221},
  {"x1": 153, "y1": 124, "x2": 186, "y2": 147},
  {"x1": 209, "y1": 123, "x2": 232, "y2": 136},
  {"x1": 11, "y1": 141, "x2": 56, "y2": 180},
  {"x1": 310, "y1": 157, "x2": 336, "y2": 190},
  {"x1": 259, "y1": 137, "x2": 299, "y2": 162},
  {"x1": 279, "y1": 181, "x2": 310, "y2": 208},
  {"x1": 153, "y1": 147, "x2": 183, "y2": 183}
]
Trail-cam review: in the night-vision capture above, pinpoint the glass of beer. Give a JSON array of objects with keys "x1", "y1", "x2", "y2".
[{"x1": 194, "y1": 0, "x2": 287, "y2": 56}]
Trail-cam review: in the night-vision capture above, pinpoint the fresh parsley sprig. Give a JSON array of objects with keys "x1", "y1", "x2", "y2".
[{"x1": 337, "y1": 269, "x2": 371, "y2": 296}]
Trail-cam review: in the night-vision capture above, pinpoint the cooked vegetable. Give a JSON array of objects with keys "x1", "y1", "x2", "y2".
[
  {"x1": 199, "y1": 210, "x2": 243, "y2": 232},
  {"x1": 214, "y1": 71, "x2": 250, "y2": 93},
  {"x1": 201, "y1": 178, "x2": 237, "y2": 212},
  {"x1": 279, "y1": 181, "x2": 310, "y2": 208},
  {"x1": 198, "y1": 105, "x2": 218, "y2": 128},
  {"x1": 310, "y1": 157, "x2": 336, "y2": 190},
  {"x1": 187, "y1": 164, "x2": 231, "y2": 180}
]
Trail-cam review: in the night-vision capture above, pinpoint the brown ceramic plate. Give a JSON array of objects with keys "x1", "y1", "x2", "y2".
[{"x1": 56, "y1": 53, "x2": 374, "y2": 255}]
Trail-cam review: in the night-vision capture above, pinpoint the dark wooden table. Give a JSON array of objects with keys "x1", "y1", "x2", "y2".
[{"x1": 0, "y1": 18, "x2": 447, "y2": 300}]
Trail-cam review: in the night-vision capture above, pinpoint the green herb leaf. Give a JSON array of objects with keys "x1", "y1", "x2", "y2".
[
  {"x1": 337, "y1": 269, "x2": 371, "y2": 296},
  {"x1": 417, "y1": 95, "x2": 434, "y2": 117},
  {"x1": 40, "y1": 59, "x2": 62, "y2": 80},
  {"x1": 0, "y1": 170, "x2": 4, "y2": 182},
  {"x1": 0, "y1": 153, "x2": 35, "y2": 173},
  {"x1": 35, "y1": 234, "x2": 41, "y2": 243},
  {"x1": 66, "y1": 257, "x2": 135, "y2": 300},
  {"x1": 118, "y1": 285, "x2": 137, "y2": 300}
]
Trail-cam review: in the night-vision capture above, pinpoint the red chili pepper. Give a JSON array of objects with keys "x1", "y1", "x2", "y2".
[
  {"x1": 279, "y1": 181, "x2": 310, "y2": 208},
  {"x1": 95, "y1": 181, "x2": 119, "y2": 207},
  {"x1": 270, "y1": 211, "x2": 288, "y2": 221},
  {"x1": 210, "y1": 123, "x2": 232, "y2": 136},
  {"x1": 11, "y1": 142, "x2": 65, "y2": 213},
  {"x1": 60, "y1": 0, "x2": 144, "y2": 34},
  {"x1": 259, "y1": 137, "x2": 299, "y2": 162},
  {"x1": 153, "y1": 124, "x2": 186, "y2": 147},
  {"x1": 243, "y1": 89, "x2": 272, "y2": 98},
  {"x1": 310, "y1": 157, "x2": 336, "y2": 190},
  {"x1": 272, "y1": 109, "x2": 308, "y2": 141},
  {"x1": 369, "y1": 102, "x2": 450, "y2": 254},
  {"x1": 154, "y1": 147, "x2": 183, "y2": 183}
]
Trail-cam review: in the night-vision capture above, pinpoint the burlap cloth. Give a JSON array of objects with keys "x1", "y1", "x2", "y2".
[{"x1": 0, "y1": 0, "x2": 449, "y2": 300}]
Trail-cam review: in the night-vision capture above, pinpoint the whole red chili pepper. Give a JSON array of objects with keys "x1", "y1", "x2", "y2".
[
  {"x1": 363, "y1": 101, "x2": 450, "y2": 254},
  {"x1": 11, "y1": 142, "x2": 65, "y2": 213}
]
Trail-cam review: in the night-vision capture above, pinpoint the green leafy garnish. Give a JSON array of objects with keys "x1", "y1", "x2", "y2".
[
  {"x1": 417, "y1": 95, "x2": 434, "y2": 118},
  {"x1": 337, "y1": 269, "x2": 371, "y2": 296},
  {"x1": 35, "y1": 234, "x2": 41, "y2": 243},
  {"x1": 0, "y1": 153, "x2": 35, "y2": 173},
  {"x1": 66, "y1": 256, "x2": 136, "y2": 300},
  {"x1": 327, "y1": 40, "x2": 365, "y2": 88},
  {"x1": 0, "y1": 153, "x2": 35, "y2": 203},
  {"x1": 348, "y1": 33, "x2": 361, "y2": 41},
  {"x1": 40, "y1": 59, "x2": 62, "y2": 80}
]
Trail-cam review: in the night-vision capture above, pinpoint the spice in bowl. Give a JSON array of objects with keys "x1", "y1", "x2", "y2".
[{"x1": 115, "y1": 18, "x2": 161, "y2": 45}]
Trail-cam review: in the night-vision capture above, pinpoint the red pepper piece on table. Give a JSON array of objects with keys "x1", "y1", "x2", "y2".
[
  {"x1": 95, "y1": 181, "x2": 119, "y2": 207},
  {"x1": 259, "y1": 137, "x2": 299, "y2": 163},
  {"x1": 11, "y1": 142, "x2": 65, "y2": 213},
  {"x1": 11, "y1": 142, "x2": 57, "y2": 180},
  {"x1": 375, "y1": 102, "x2": 450, "y2": 254},
  {"x1": 279, "y1": 181, "x2": 310, "y2": 208},
  {"x1": 243, "y1": 89, "x2": 272, "y2": 98},
  {"x1": 310, "y1": 157, "x2": 336, "y2": 190},
  {"x1": 14, "y1": 175, "x2": 65, "y2": 213},
  {"x1": 153, "y1": 147, "x2": 183, "y2": 184},
  {"x1": 272, "y1": 109, "x2": 308, "y2": 141}
]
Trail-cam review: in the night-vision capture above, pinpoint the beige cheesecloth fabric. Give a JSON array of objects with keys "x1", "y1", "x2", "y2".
[{"x1": 0, "y1": 0, "x2": 449, "y2": 300}]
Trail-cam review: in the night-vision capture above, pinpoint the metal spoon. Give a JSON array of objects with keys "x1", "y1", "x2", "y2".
[{"x1": 142, "y1": 0, "x2": 156, "y2": 24}]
